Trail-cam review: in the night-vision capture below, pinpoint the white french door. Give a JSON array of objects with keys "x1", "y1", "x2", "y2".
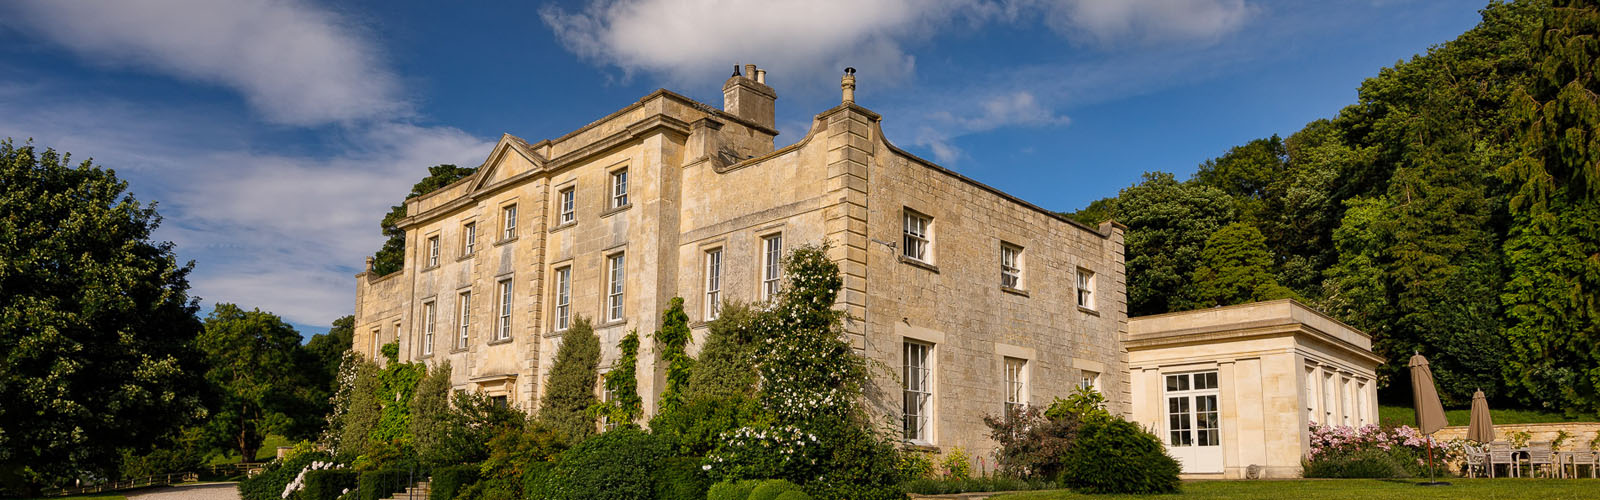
[{"x1": 1164, "y1": 371, "x2": 1222, "y2": 473}]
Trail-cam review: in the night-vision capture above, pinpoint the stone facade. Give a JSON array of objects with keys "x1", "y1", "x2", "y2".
[
  {"x1": 1127, "y1": 299, "x2": 1384, "y2": 478},
  {"x1": 352, "y1": 66, "x2": 1128, "y2": 460}
]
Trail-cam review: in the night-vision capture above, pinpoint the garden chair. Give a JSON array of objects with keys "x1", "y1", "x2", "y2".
[
  {"x1": 1488, "y1": 441, "x2": 1517, "y2": 478},
  {"x1": 1566, "y1": 447, "x2": 1596, "y2": 479},
  {"x1": 1526, "y1": 442, "x2": 1555, "y2": 478},
  {"x1": 1463, "y1": 443, "x2": 1488, "y2": 478}
]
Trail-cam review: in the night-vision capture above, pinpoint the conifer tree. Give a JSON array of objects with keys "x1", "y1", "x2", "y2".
[
  {"x1": 539, "y1": 315, "x2": 600, "y2": 444},
  {"x1": 1183, "y1": 222, "x2": 1297, "y2": 309},
  {"x1": 684, "y1": 302, "x2": 764, "y2": 400}
]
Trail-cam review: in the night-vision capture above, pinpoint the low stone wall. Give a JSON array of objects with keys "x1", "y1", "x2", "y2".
[{"x1": 1432, "y1": 422, "x2": 1600, "y2": 449}]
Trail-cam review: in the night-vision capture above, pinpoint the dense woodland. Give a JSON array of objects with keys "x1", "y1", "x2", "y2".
[{"x1": 1067, "y1": 0, "x2": 1600, "y2": 415}]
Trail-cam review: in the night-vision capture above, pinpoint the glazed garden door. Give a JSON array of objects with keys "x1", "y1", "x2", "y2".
[{"x1": 1164, "y1": 371, "x2": 1223, "y2": 473}]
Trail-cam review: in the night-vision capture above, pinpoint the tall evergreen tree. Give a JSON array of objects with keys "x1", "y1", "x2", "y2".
[
  {"x1": 1501, "y1": 0, "x2": 1600, "y2": 413},
  {"x1": 539, "y1": 315, "x2": 601, "y2": 444},
  {"x1": 684, "y1": 302, "x2": 764, "y2": 400}
]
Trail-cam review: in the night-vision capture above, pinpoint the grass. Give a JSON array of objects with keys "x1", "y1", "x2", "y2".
[
  {"x1": 18, "y1": 495, "x2": 127, "y2": 500},
  {"x1": 1377, "y1": 405, "x2": 1587, "y2": 427},
  {"x1": 994, "y1": 478, "x2": 1600, "y2": 500}
]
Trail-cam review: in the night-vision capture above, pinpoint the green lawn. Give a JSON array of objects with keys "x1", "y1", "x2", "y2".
[
  {"x1": 205, "y1": 433, "x2": 292, "y2": 465},
  {"x1": 19, "y1": 495, "x2": 126, "y2": 500},
  {"x1": 1377, "y1": 405, "x2": 1588, "y2": 427},
  {"x1": 994, "y1": 479, "x2": 1600, "y2": 500}
]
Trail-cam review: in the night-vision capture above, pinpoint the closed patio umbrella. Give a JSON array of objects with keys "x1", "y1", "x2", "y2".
[
  {"x1": 1467, "y1": 389, "x2": 1495, "y2": 443},
  {"x1": 1409, "y1": 353, "x2": 1450, "y2": 485}
]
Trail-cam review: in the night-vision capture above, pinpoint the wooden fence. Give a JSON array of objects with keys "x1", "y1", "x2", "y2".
[{"x1": 41, "y1": 472, "x2": 199, "y2": 497}]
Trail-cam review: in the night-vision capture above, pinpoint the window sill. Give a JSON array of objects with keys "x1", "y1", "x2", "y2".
[
  {"x1": 487, "y1": 336, "x2": 514, "y2": 346},
  {"x1": 451, "y1": 346, "x2": 468, "y2": 354},
  {"x1": 1000, "y1": 286, "x2": 1029, "y2": 297},
  {"x1": 549, "y1": 222, "x2": 576, "y2": 233},
  {"x1": 543, "y1": 328, "x2": 569, "y2": 338},
  {"x1": 598, "y1": 318, "x2": 629, "y2": 329},
  {"x1": 600, "y1": 203, "x2": 632, "y2": 218},
  {"x1": 1078, "y1": 305, "x2": 1100, "y2": 316},
  {"x1": 420, "y1": 264, "x2": 439, "y2": 273},
  {"x1": 493, "y1": 236, "x2": 519, "y2": 247},
  {"x1": 898, "y1": 255, "x2": 939, "y2": 273},
  {"x1": 903, "y1": 443, "x2": 940, "y2": 453},
  {"x1": 419, "y1": 353, "x2": 434, "y2": 360},
  {"x1": 690, "y1": 320, "x2": 709, "y2": 329},
  {"x1": 457, "y1": 253, "x2": 475, "y2": 262}
]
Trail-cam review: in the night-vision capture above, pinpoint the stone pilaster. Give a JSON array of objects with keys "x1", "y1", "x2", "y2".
[{"x1": 822, "y1": 104, "x2": 875, "y2": 351}]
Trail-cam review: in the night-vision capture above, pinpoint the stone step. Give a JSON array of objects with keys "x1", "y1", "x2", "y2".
[{"x1": 378, "y1": 480, "x2": 431, "y2": 500}]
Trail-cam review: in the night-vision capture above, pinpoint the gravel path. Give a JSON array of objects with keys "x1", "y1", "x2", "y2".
[{"x1": 126, "y1": 482, "x2": 241, "y2": 500}]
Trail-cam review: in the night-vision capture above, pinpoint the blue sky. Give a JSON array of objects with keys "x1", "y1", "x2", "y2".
[{"x1": 0, "y1": 0, "x2": 1485, "y2": 337}]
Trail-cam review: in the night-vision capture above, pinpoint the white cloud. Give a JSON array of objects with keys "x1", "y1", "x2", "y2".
[
  {"x1": 914, "y1": 90, "x2": 1069, "y2": 163},
  {"x1": 539, "y1": 0, "x2": 1001, "y2": 87},
  {"x1": 2, "y1": 0, "x2": 407, "y2": 126},
  {"x1": 1041, "y1": 0, "x2": 1257, "y2": 47}
]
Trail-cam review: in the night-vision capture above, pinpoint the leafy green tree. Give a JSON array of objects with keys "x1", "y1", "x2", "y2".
[
  {"x1": 1193, "y1": 135, "x2": 1288, "y2": 224},
  {"x1": 592, "y1": 330, "x2": 642, "y2": 428},
  {"x1": 197, "y1": 304, "x2": 309, "y2": 461},
  {"x1": 1113, "y1": 172, "x2": 1237, "y2": 315},
  {"x1": 372, "y1": 164, "x2": 477, "y2": 276},
  {"x1": 655, "y1": 298, "x2": 693, "y2": 413},
  {"x1": 328, "y1": 353, "x2": 382, "y2": 457},
  {"x1": 1182, "y1": 223, "x2": 1298, "y2": 308},
  {"x1": 0, "y1": 140, "x2": 206, "y2": 493},
  {"x1": 539, "y1": 315, "x2": 600, "y2": 444},
  {"x1": 284, "y1": 315, "x2": 354, "y2": 441},
  {"x1": 1500, "y1": 0, "x2": 1600, "y2": 413}
]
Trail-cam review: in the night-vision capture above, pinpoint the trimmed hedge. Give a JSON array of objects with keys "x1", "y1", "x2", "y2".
[
  {"x1": 772, "y1": 491, "x2": 811, "y2": 500},
  {"x1": 428, "y1": 465, "x2": 479, "y2": 500},
  {"x1": 901, "y1": 477, "x2": 1046, "y2": 495},
  {"x1": 707, "y1": 480, "x2": 761, "y2": 500},
  {"x1": 652, "y1": 457, "x2": 710, "y2": 500},
  {"x1": 528, "y1": 428, "x2": 671, "y2": 500},
  {"x1": 303, "y1": 470, "x2": 359, "y2": 500},
  {"x1": 357, "y1": 469, "x2": 412, "y2": 500}
]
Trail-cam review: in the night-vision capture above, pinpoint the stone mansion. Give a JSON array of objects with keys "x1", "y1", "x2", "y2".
[
  {"x1": 352, "y1": 65, "x2": 1129, "y2": 457},
  {"x1": 352, "y1": 66, "x2": 1384, "y2": 478}
]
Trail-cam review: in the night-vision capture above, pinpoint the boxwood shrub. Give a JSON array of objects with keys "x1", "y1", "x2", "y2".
[
  {"x1": 302, "y1": 470, "x2": 359, "y2": 500},
  {"x1": 748, "y1": 479, "x2": 805, "y2": 500},
  {"x1": 707, "y1": 480, "x2": 761, "y2": 500},
  {"x1": 651, "y1": 457, "x2": 710, "y2": 500},
  {"x1": 1058, "y1": 416, "x2": 1180, "y2": 495},
  {"x1": 528, "y1": 428, "x2": 671, "y2": 500}
]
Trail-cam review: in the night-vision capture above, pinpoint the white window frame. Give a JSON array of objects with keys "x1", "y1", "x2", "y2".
[
  {"x1": 501, "y1": 205, "x2": 517, "y2": 240},
  {"x1": 761, "y1": 234, "x2": 782, "y2": 301},
  {"x1": 462, "y1": 222, "x2": 477, "y2": 256},
  {"x1": 559, "y1": 187, "x2": 575, "y2": 224},
  {"x1": 554, "y1": 266, "x2": 571, "y2": 331},
  {"x1": 601, "y1": 382, "x2": 618, "y2": 431},
  {"x1": 610, "y1": 169, "x2": 629, "y2": 208},
  {"x1": 1080, "y1": 370, "x2": 1100, "y2": 391},
  {"x1": 1076, "y1": 268, "x2": 1095, "y2": 310},
  {"x1": 371, "y1": 329, "x2": 381, "y2": 359},
  {"x1": 1001, "y1": 243, "x2": 1022, "y2": 289},
  {"x1": 422, "y1": 301, "x2": 435, "y2": 356},
  {"x1": 902, "y1": 210, "x2": 931, "y2": 262},
  {"x1": 607, "y1": 253, "x2": 625, "y2": 322},
  {"x1": 1004, "y1": 357, "x2": 1027, "y2": 418},
  {"x1": 426, "y1": 236, "x2": 440, "y2": 267},
  {"x1": 705, "y1": 248, "x2": 722, "y2": 320},
  {"x1": 903, "y1": 340, "x2": 933, "y2": 444},
  {"x1": 496, "y1": 279, "x2": 513, "y2": 341},
  {"x1": 457, "y1": 291, "x2": 471, "y2": 349}
]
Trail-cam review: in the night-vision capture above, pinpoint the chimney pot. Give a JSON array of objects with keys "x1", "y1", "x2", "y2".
[
  {"x1": 841, "y1": 67, "x2": 857, "y2": 104},
  {"x1": 743, "y1": 64, "x2": 757, "y2": 78},
  {"x1": 755, "y1": 69, "x2": 766, "y2": 84}
]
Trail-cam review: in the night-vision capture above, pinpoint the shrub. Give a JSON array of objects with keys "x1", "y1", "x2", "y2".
[
  {"x1": 901, "y1": 477, "x2": 1043, "y2": 495},
  {"x1": 706, "y1": 480, "x2": 760, "y2": 500},
  {"x1": 983, "y1": 405, "x2": 1079, "y2": 480},
  {"x1": 938, "y1": 447, "x2": 971, "y2": 480},
  {"x1": 1302, "y1": 448, "x2": 1408, "y2": 478},
  {"x1": 652, "y1": 456, "x2": 710, "y2": 500},
  {"x1": 520, "y1": 461, "x2": 553, "y2": 498},
  {"x1": 427, "y1": 465, "x2": 478, "y2": 500},
  {"x1": 1058, "y1": 416, "x2": 1180, "y2": 495},
  {"x1": 302, "y1": 470, "x2": 359, "y2": 500},
  {"x1": 529, "y1": 428, "x2": 670, "y2": 500},
  {"x1": 538, "y1": 315, "x2": 600, "y2": 445},
  {"x1": 649, "y1": 394, "x2": 758, "y2": 456},
  {"x1": 356, "y1": 469, "x2": 412, "y2": 500},
  {"x1": 748, "y1": 479, "x2": 805, "y2": 500},
  {"x1": 895, "y1": 451, "x2": 934, "y2": 480},
  {"x1": 238, "y1": 451, "x2": 332, "y2": 500},
  {"x1": 772, "y1": 491, "x2": 812, "y2": 500}
]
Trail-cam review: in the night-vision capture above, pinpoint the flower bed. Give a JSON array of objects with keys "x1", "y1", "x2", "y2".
[{"x1": 1303, "y1": 423, "x2": 1449, "y2": 478}]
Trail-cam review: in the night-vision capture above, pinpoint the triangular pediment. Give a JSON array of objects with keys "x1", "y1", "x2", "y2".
[{"x1": 471, "y1": 134, "x2": 546, "y2": 192}]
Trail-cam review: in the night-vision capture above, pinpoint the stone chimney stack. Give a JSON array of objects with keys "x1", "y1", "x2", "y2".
[{"x1": 723, "y1": 63, "x2": 777, "y2": 130}]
